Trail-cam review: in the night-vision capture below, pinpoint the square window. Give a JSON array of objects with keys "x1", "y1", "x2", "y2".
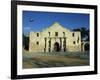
[
  {"x1": 48, "y1": 32, "x2": 50, "y2": 36},
  {"x1": 37, "y1": 33, "x2": 39, "y2": 37},
  {"x1": 36, "y1": 41, "x2": 39, "y2": 45},
  {"x1": 72, "y1": 33, "x2": 74, "y2": 37},
  {"x1": 73, "y1": 41, "x2": 75, "y2": 44},
  {"x1": 55, "y1": 32, "x2": 58, "y2": 36}
]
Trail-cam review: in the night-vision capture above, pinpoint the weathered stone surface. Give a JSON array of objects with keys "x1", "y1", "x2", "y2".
[{"x1": 29, "y1": 22, "x2": 81, "y2": 52}]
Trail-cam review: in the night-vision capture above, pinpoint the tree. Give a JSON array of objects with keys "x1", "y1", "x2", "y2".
[
  {"x1": 23, "y1": 34, "x2": 29, "y2": 50},
  {"x1": 73, "y1": 27, "x2": 89, "y2": 41}
]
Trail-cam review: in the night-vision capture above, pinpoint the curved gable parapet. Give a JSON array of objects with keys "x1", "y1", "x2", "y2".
[
  {"x1": 29, "y1": 22, "x2": 80, "y2": 38},
  {"x1": 42, "y1": 22, "x2": 70, "y2": 32}
]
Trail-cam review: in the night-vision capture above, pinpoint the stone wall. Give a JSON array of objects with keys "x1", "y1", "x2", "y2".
[{"x1": 29, "y1": 22, "x2": 81, "y2": 52}]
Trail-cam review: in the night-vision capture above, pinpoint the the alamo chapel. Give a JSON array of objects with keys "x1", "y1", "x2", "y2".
[{"x1": 29, "y1": 22, "x2": 81, "y2": 52}]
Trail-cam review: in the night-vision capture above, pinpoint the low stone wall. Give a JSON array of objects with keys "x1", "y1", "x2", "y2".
[{"x1": 66, "y1": 45, "x2": 81, "y2": 52}]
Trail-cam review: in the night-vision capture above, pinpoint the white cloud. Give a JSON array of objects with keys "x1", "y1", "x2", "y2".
[{"x1": 23, "y1": 27, "x2": 31, "y2": 30}]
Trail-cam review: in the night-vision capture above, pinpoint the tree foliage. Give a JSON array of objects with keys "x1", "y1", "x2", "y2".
[
  {"x1": 23, "y1": 34, "x2": 29, "y2": 50},
  {"x1": 73, "y1": 27, "x2": 89, "y2": 41}
]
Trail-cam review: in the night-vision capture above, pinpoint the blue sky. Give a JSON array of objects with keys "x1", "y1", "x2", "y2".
[{"x1": 23, "y1": 11, "x2": 89, "y2": 35}]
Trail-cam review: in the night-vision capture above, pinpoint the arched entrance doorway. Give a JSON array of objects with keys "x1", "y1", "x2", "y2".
[
  {"x1": 54, "y1": 42, "x2": 60, "y2": 52},
  {"x1": 81, "y1": 41, "x2": 89, "y2": 51},
  {"x1": 84, "y1": 43, "x2": 89, "y2": 51}
]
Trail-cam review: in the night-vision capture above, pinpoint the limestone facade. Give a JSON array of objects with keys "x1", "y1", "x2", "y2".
[{"x1": 29, "y1": 22, "x2": 81, "y2": 52}]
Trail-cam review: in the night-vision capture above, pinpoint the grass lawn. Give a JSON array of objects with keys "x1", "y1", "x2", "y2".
[{"x1": 23, "y1": 50, "x2": 89, "y2": 69}]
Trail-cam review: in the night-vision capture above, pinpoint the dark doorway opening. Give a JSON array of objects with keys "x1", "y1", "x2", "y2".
[{"x1": 54, "y1": 42, "x2": 60, "y2": 52}]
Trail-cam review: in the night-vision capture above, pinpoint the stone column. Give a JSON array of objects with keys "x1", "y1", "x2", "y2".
[
  {"x1": 50, "y1": 38, "x2": 52, "y2": 52},
  {"x1": 44, "y1": 38, "x2": 46, "y2": 52},
  {"x1": 54, "y1": 37, "x2": 56, "y2": 52},
  {"x1": 63, "y1": 38, "x2": 66, "y2": 52},
  {"x1": 51, "y1": 38, "x2": 54, "y2": 52},
  {"x1": 60, "y1": 37, "x2": 62, "y2": 51},
  {"x1": 46, "y1": 38, "x2": 49, "y2": 52},
  {"x1": 61, "y1": 38, "x2": 64, "y2": 51},
  {"x1": 48, "y1": 38, "x2": 51, "y2": 52}
]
